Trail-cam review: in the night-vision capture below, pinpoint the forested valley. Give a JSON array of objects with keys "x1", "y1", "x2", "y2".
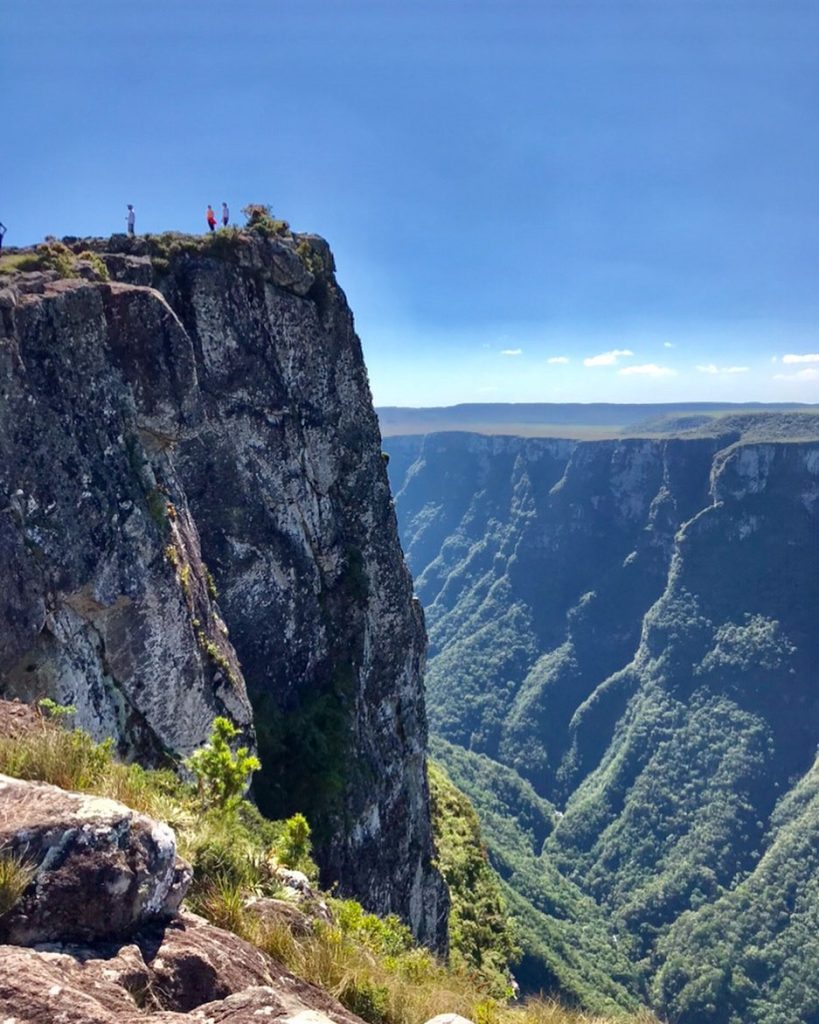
[{"x1": 385, "y1": 412, "x2": 819, "y2": 1024}]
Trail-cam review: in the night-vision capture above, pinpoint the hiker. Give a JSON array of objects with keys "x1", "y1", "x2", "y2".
[
  {"x1": 0, "y1": 223, "x2": 6, "y2": 252},
  {"x1": 206, "y1": 205, "x2": 217, "y2": 232},
  {"x1": 221, "y1": 202, "x2": 229, "y2": 227},
  {"x1": 126, "y1": 205, "x2": 135, "y2": 236}
]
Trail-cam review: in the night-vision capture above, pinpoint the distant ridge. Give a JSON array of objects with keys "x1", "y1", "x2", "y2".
[{"x1": 377, "y1": 401, "x2": 819, "y2": 439}]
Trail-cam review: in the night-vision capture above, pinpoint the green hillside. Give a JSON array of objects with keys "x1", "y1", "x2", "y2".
[
  {"x1": 387, "y1": 422, "x2": 819, "y2": 1022},
  {"x1": 432, "y1": 738, "x2": 644, "y2": 1016}
]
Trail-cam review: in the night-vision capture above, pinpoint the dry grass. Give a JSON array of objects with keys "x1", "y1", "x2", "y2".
[
  {"x1": 0, "y1": 720, "x2": 655, "y2": 1024},
  {"x1": 0, "y1": 850, "x2": 36, "y2": 920}
]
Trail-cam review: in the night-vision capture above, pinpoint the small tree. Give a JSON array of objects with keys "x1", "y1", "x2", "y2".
[
  {"x1": 275, "y1": 812, "x2": 317, "y2": 877},
  {"x1": 241, "y1": 204, "x2": 289, "y2": 238},
  {"x1": 185, "y1": 717, "x2": 260, "y2": 809}
]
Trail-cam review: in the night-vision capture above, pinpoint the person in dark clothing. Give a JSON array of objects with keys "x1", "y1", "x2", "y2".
[
  {"x1": 126, "y1": 205, "x2": 135, "y2": 235},
  {"x1": 0, "y1": 223, "x2": 6, "y2": 252},
  {"x1": 221, "y1": 202, "x2": 229, "y2": 227}
]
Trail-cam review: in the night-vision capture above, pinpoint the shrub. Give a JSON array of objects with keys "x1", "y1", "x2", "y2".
[
  {"x1": 36, "y1": 241, "x2": 75, "y2": 278},
  {"x1": 241, "y1": 203, "x2": 290, "y2": 238},
  {"x1": 37, "y1": 697, "x2": 76, "y2": 723},
  {"x1": 296, "y1": 240, "x2": 325, "y2": 276},
  {"x1": 184, "y1": 716, "x2": 261, "y2": 809}
]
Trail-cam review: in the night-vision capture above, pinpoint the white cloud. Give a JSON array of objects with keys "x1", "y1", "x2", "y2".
[
  {"x1": 547, "y1": 356, "x2": 569, "y2": 364},
  {"x1": 584, "y1": 348, "x2": 634, "y2": 367},
  {"x1": 619, "y1": 364, "x2": 676, "y2": 378},
  {"x1": 697, "y1": 364, "x2": 749, "y2": 375},
  {"x1": 773, "y1": 367, "x2": 819, "y2": 382},
  {"x1": 782, "y1": 353, "x2": 819, "y2": 364},
  {"x1": 500, "y1": 348, "x2": 523, "y2": 357},
  {"x1": 663, "y1": 341, "x2": 675, "y2": 349}
]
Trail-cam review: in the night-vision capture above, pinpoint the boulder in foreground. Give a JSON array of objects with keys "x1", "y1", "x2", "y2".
[{"x1": 0, "y1": 773, "x2": 190, "y2": 945}]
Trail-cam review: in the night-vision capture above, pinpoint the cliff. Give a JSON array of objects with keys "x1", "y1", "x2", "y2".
[
  {"x1": 0, "y1": 230, "x2": 447, "y2": 948},
  {"x1": 387, "y1": 426, "x2": 819, "y2": 1019}
]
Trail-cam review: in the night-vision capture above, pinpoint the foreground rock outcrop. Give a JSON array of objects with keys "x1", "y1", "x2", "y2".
[
  {"x1": 0, "y1": 773, "x2": 368, "y2": 1024},
  {"x1": 0, "y1": 912, "x2": 369, "y2": 1024},
  {"x1": 0, "y1": 774, "x2": 188, "y2": 945},
  {"x1": 0, "y1": 229, "x2": 447, "y2": 945}
]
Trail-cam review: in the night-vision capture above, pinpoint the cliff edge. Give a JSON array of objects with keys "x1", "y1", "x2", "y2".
[{"x1": 0, "y1": 228, "x2": 448, "y2": 948}]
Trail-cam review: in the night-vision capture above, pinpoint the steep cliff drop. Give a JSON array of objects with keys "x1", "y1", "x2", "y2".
[{"x1": 0, "y1": 229, "x2": 448, "y2": 949}]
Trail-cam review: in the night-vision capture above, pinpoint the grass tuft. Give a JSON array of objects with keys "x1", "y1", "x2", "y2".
[{"x1": 0, "y1": 850, "x2": 35, "y2": 920}]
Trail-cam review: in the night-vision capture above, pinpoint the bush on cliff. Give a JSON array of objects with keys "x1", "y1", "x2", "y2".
[
  {"x1": 242, "y1": 202, "x2": 290, "y2": 237},
  {"x1": 184, "y1": 715, "x2": 260, "y2": 809}
]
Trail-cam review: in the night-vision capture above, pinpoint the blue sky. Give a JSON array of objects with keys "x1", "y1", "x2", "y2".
[{"x1": 5, "y1": 1, "x2": 819, "y2": 406}]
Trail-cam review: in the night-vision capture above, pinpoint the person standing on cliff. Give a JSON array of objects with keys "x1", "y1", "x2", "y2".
[
  {"x1": 206, "y1": 205, "x2": 217, "y2": 232},
  {"x1": 221, "y1": 202, "x2": 229, "y2": 227},
  {"x1": 126, "y1": 205, "x2": 135, "y2": 236},
  {"x1": 0, "y1": 222, "x2": 6, "y2": 252}
]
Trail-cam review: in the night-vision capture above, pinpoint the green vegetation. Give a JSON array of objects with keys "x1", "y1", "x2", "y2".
[
  {"x1": 184, "y1": 716, "x2": 260, "y2": 809},
  {"x1": 242, "y1": 203, "x2": 291, "y2": 238},
  {"x1": 253, "y1": 672, "x2": 354, "y2": 830},
  {"x1": 296, "y1": 239, "x2": 325, "y2": 276},
  {"x1": 0, "y1": 851, "x2": 36, "y2": 921},
  {"x1": 0, "y1": 242, "x2": 108, "y2": 281},
  {"x1": 651, "y1": 757, "x2": 819, "y2": 1024},
  {"x1": 433, "y1": 739, "x2": 645, "y2": 1017},
  {"x1": 37, "y1": 697, "x2": 77, "y2": 723},
  {"x1": 76, "y1": 249, "x2": 110, "y2": 280},
  {"x1": 387, "y1": 423, "x2": 819, "y2": 1021},
  {"x1": 0, "y1": 714, "x2": 650, "y2": 1024},
  {"x1": 428, "y1": 763, "x2": 520, "y2": 997}
]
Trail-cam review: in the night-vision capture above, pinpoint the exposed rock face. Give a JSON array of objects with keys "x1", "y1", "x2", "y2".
[
  {"x1": 0, "y1": 273, "x2": 252, "y2": 761},
  {"x1": 148, "y1": 235, "x2": 445, "y2": 943},
  {"x1": 0, "y1": 773, "x2": 190, "y2": 945},
  {"x1": 0, "y1": 230, "x2": 447, "y2": 946}
]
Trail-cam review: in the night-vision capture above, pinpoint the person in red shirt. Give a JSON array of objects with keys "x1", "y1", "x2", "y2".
[{"x1": 206, "y1": 205, "x2": 217, "y2": 232}]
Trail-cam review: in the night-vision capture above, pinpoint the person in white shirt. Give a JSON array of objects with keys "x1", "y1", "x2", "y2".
[
  {"x1": 222, "y1": 202, "x2": 229, "y2": 227},
  {"x1": 126, "y1": 205, "x2": 135, "y2": 236}
]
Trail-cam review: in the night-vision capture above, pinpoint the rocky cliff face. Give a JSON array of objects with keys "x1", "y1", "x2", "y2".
[
  {"x1": 387, "y1": 425, "x2": 819, "y2": 1019},
  {"x1": 0, "y1": 272, "x2": 251, "y2": 761},
  {"x1": 0, "y1": 230, "x2": 447, "y2": 948}
]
